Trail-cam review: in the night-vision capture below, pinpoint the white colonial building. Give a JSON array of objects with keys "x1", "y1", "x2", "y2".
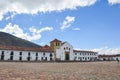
[
  {"x1": 0, "y1": 45, "x2": 54, "y2": 61},
  {"x1": 98, "y1": 54, "x2": 120, "y2": 61},
  {"x1": 0, "y1": 39, "x2": 98, "y2": 62},
  {"x1": 74, "y1": 50, "x2": 98, "y2": 61},
  {"x1": 56, "y1": 42, "x2": 74, "y2": 61}
]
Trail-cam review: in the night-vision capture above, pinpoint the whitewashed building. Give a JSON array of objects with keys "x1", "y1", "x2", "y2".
[
  {"x1": 98, "y1": 54, "x2": 120, "y2": 61},
  {"x1": 0, "y1": 45, "x2": 54, "y2": 61},
  {"x1": 56, "y1": 42, "x2": 74, "y2": 61},
  {"x1": 50, "y1": 39, "x2": 98, "y2": 61},
  {"x1": 0, "y1": 39, "x2": 98, "y2": 62},
  {"x1": 74, "y1": 50, "x2": 98, "y2": 61}
]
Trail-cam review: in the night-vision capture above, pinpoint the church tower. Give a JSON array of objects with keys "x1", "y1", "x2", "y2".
[{"x1": 50, "y1": 38, "x2": 62, "y2": 60}]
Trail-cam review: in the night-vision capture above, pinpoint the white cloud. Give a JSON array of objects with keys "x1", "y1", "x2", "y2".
[
  {"x1": 108, "y1": 0, "x2": 120, "y2": 5},
  {"x1": 0, "y1": 0, "x2": 97, "y2": 21},
  {"x1": 29, "y1": 26, "x2": 53, "y2": 40},
  {"x1": 37, "y1": 27, "x2": 53, "y2": 33},
  {"x1": 92, "y1": 47, "x2": 120, "y2": 55},
  {"x1": 0, "y1": 23, "x2": 53, "y2": 41},
  {"x1": 61, "y1": 16, "x2": 75, "y2": 30},
  {"x1": 73, "y1": 28, "x2": 80, "y2": 30}
]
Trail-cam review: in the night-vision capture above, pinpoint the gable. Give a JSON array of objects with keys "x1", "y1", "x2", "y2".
[{"x1": 60, "y1": 42, "x2": 73, "y2": 50}]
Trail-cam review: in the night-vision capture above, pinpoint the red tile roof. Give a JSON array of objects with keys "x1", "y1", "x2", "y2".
[
  {"x1": 50, "y1": 38, "x2": 62, "y2": 43},
  {"x1": 74, "y1": 50, "x2": 97, "y2": 53},
  {"x1": 43, "y1": 45, "x2": 50, "y2": 48},
  {"x1": 0, "y1": 46, "x2": 54, "y2": 52},
  {"x1": 42, "y1": 45, "x2": 53, "y2": 51}
]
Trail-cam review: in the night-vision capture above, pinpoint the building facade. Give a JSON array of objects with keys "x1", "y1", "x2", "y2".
[
  {"x1": 98, "y1": 54, "x2": 120, "y2": 61},
  {"x1": 0, "y1": 46, "x2": 54, "y2": 61},
  {"x1": 56, "y1": 42, "x2": 74, "y2": 61},
  {"x1": 0, "y1": 39, "x2": 98, "y2": 62},
  {"x1": 74, "y1": 50, "x2": 98, "y2": 61}
]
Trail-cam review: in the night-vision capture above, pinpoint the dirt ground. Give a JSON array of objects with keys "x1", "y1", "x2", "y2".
[{"x1": 0, "y1": 61, "x2": 120, "y2": 80}]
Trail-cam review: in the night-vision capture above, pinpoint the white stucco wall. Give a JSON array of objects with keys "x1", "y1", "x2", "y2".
[
  {"x1": 56, "y1": 42, "x2": 74, "y2": 61},
  {"x1": 0, "y1": 50, "x2": 54, "y2": 61},
  {"x1": 98, "y1": 56, "x2": 120, "y2": 61},
  {"x1": 74, "y1": 52, "x2": 98, "y2": 61}
]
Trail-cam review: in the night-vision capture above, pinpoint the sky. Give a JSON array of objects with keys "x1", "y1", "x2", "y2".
[{"x1": 0, "y1": 0, "x2": 120, "y2": 54}]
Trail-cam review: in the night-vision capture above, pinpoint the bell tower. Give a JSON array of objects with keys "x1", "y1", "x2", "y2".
[{"x1": 50, "y1": 38, "x2": 62, "y2": 60}]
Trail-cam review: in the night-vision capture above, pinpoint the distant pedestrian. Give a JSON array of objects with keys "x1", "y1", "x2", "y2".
[{"x1": 116, "y1": 58, "x2": 119, "y2": 63}]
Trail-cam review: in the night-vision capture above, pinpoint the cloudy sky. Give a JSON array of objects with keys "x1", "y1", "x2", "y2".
[{"x1": 0, "y1": 0, "x2": 120, "y2": 54}]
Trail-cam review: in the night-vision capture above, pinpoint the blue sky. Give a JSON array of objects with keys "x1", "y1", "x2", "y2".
[{"x1": 0, "y1": 0, "x2": 120, "y2": 54}]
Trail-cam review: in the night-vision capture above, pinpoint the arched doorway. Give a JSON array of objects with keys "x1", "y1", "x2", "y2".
[{"x1": 65, "y1": 52, "x2": 69, "y2": 61}]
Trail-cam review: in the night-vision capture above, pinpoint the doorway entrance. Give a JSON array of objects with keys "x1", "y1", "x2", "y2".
[
  {"x1": 65, "y1": 52, "x2": 69, "y2": 61},
  {"x1": 1, "y1": 51, "x2": 4, "y2": 60},
  {"x1": 1, "y1": 54, "x2": 4, "y2": 60},
  {"x1": 10, "y1": 51, "x2": 14, "y2": 60}
]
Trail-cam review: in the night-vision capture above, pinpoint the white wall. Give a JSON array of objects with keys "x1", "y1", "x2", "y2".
[
  {"x1": 99, "y1": 56, "x2": 120, "y2": 61},
  {"x1": 74, "y1": 52, "x2": 98, "y2": 61},
  {"x1": 56, "y1": 42, "x2": 74, "y2": 61},
  {"x1": 0, "y1": 50, "x2": 54, "y2": 61}
]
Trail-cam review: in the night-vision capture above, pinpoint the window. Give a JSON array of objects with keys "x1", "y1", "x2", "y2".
[
  {"x1": 64, "y1": 48, "x2": 65, "y2": 50},
  {"x1": 2, "y1": 51, "x2": 4, "y2": 55},
  {"x1": 28, "y1": 52, "x2": 30, "y2": 56},
  {"x1": 69, "y1": 48, "x2": 70, "y2": 50},
  {"x1": 75, "y1": 53, "x2": 77, "y2": 55},
  {"x1": 27, "y1": 52, "x2": 30, "y2": 61},
  {"x1": 1, "y1": 51, "x2": 4, "y2": 60},
  {"x1": 19, "y1": 52, "x2": 22, "y2": 55},
  {"x1": 10, "y1": 51, "x2": 14, "y2": 55},
  {"x1": 10, "y1": 51, "x2": 14, "y2": 60},
  {"x1": 56, "y1": 42, "x2": 57, "y2": 46},
  {"x1": 36, "y1": 53, "x2": 38, "y2": 56},
  {"x1": 50, "y1": 53, "x2": 52, "y2": 57},
  {"x1": 19, "y1": 52, "x2": 22, "y2": 61},
  {"x1": 83, "y1": 57, "x2": 84, "y2": 59}
]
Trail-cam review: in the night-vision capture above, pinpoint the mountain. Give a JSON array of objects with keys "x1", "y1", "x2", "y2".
[{"x1": 0, "y1": 32, "x2": 42, "y2": 48}]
